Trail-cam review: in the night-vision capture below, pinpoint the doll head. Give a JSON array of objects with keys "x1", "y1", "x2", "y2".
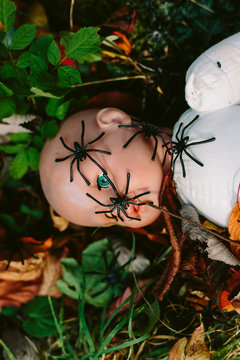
[{"x1": 40, "y1": 108, "x2": 171, "y2": 228}]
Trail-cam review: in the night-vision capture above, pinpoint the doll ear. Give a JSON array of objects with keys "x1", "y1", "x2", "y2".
[{"x1": 96, "y1": 108, "x2": 132, "y2": 128}]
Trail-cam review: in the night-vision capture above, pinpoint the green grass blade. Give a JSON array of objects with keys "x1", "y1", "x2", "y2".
[
  {"x1": 0, "y1": 339, "x2": 17, "y2": 360},
  {"x1": 101, "y1": 334, "x2": 150, "y2": 355}
]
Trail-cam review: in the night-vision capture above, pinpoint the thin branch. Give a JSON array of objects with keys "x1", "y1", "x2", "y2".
[
  {"x1": 71, "y1": 75, "x2": 147, "y2": 88},
  {"x1": 70, "y1": 0, "x2": 75, "y2": 31}
]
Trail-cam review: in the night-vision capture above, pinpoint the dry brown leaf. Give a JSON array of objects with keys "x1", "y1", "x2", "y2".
[
  {"x1": 38, "y1": 248, "x2": 69, "y2": 298},
  {"x1": 168, "y1": 337, "x2": 188, "y2": 360},
  {"x1": 207, "y1": 236, "x2": 240, "y2": 266},
  {"x1": 185, "y1": 323, "x2": 210, "y2": 360},
  {"x1": 202, "y1": 220, "x2": 225, "y2": 233},
  {"x1": 0, "y1": 279, "x2": 41, "y2": 310},
  {"x1": 50, "y1": 206, "x2": 69, "y2": 232}
]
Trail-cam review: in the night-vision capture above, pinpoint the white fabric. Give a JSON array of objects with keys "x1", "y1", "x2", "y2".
[
  {"x1": 185, "y1": 32, "x2": 240, "y2": 112},
  {"x1": 172, "y1": 106, "x2": 240, "y2": 227}
]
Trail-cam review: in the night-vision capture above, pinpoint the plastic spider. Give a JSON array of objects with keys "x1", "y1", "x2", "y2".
[
  {"x1": 86, "y1": 173, "x2": 152, "y2": 222},
  {"x1": 168, "y1": 115, "x2": 216, "y2": 178},
  {"x1": 55, "y1": 120, "x2": 111, "y2": 185},
  {"x1": 85, "y1": 250, "x2": 135, "y2": 297},
  {"x1": 2, "y1": 238, "x2": 40, "y2": 271},
  {"x1": 119, "y1": 119, "x2": 171, "y2": 162}
]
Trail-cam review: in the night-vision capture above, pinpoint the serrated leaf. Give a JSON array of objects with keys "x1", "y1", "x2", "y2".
[
  {"x1": 45, "y1": 98, "x2": 70, "y2": 121},
  {"x1": 30, "y1": 87, "x2": 60, "y2": 98},
  {"x1": 0, "y1": 143, "x2": 26, "y2": 153},
  {"x1": 22, "y1": 296, "x2": 58, "y2": 338},
  {"x1": 76, "y1": 52, "x2": 102, "y2": 64},
  {"x1": 30, "y1": 35, "x2": 53, "y2": 61},
  {"x1": 10, "y1": 151, "x2": 28, "y2": 179},
  {"x1": 0, "y1": 0, "x2": 16, "y2": 32},
  {"x1": 11, "y1": 24, "x2": 36, "y2": 50},
  {"x1": 10, "y1": 132, "x2": 31, "y2": 143},
  {"x1": 47, "y1": 40, "x2": 61, "y2": 65},
  {"x1": 0, "y1": 62, "x2": 17, "y2": 78},
  {"x1": 27, "y1": 146, "x2": 40, "y2": 170},
  {"x1": 17, "y1": 51, "x2": 47, "y2": 74},
  {"x1": 0, "y1": 97, "x2": 15, "y2": 118},
  {"x1": 57, "y1": 65, "x2": 81, "y2": 87},
  {"x1": 65, "y1": 27, "x2": 101, "y2": 58},
  {"x1": 40, "y1": 119, "x2": 58, "y2": 139}
]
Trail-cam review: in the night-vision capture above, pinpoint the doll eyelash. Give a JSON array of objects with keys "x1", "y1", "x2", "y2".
[
  {"x1": 163, "y1": 115, "x2": 216, "y2": 178},
  {"x1": 55, "y1": 120, "x2": 111, "y2": 185},
  {"x1": 118, "y1": 118, "x2": 171, "y2": 162},
  {"x1": 86, "y1": 173, "x2": 152, "y2": 222}
]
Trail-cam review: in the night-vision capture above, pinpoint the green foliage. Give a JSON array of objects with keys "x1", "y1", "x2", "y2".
[
  {"x1": 45, "y1": 98, "x2": 70, "y2": 121},
  {"x1": 10, "y1": 151, "x2": 28, "y2": 179},
  {"x1": 40, "y1": 118, "x2": 59, "y2": 138},
  {"x1": 11, "y1": 24, "x2": 36, "y2": 50},
  {"x1": 47, "y1": 40, "x2": 61, "y2": 65},
  {"x1": 64, "y1": 27, "x2": 101, "y2": 59},
  {"x1": 0, "y1": 0, "x2": 16, "y2": 32},
  {"x1": 57, "y1": 239, "x2": 127, "y2": 307},
  {"x1": 22, "y1": 296, "x2": 58, "y2": 337}
]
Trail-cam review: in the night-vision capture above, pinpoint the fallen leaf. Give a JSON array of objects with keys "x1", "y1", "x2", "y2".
[
  {"x1": 113, "y1": 31, "x2": 132, "y2": 55},
  {"x1": 228, "y1": 185, "x2": 240, "y2": 241},
  {"x1": 207, "y1": 236, "x2": 240, "y2": 266},
  {"x1": 50, "y1": 206, "x2": 69, "y2": 232},
  {"x1": 219, "y1": 290, "x2": 235, "y2": 312},
  {"x1": 168, "y1": 337, "x2": 188, "y2": 360},
  {"x1": 185, "y1": 323, "x2": 210, "y2": 360},
  {"x1": 202, "y1": 220, "x2": 225, "y2": 233}
]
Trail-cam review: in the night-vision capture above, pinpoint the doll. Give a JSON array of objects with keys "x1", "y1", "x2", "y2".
[{"x1": 40, "y1": 32, "x2": 240, "y2": 229}]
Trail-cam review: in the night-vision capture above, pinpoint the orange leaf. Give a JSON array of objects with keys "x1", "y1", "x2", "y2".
[
  {"x1": 228, "y1": 201, "x2": 240, "y2": 241},
  {"x1": 113, "y1": 31, "x2": 132, "y2": 55},
  {"x1": 219, "y1": 290, "x2": 235, "y2": 312}
]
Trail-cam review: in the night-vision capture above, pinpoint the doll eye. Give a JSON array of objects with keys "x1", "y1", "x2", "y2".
[{"x1": 97, "y1": 174, "x2": 110, "y2": 189}]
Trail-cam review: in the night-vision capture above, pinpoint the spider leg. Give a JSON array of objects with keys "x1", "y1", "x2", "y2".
[
  {"x1": 87, "y1": 149, "x2": 111, "y2": 155},
  {"x1": 172, "y1": 151, "x2": 180, "y2": 172},
  {"x1": 127, "y1": 201, "x2": 152, "y2": 206},
  {"x1": 183, "y1": 148, "x2": 204, "y2": 167},
  {"x1": 117, "y1": 207, "x2": 125, "y2": 222},
  {"x1": 70, "y1": 157, "x2": 77, "y2": 182},
  {"x1": 105, "y1": 213, "x2": 118, "y2": 221},
  {"x1": 85, "y1": 153, "x2": 108, "y2": 175},
  {"x1": 128, "y1": 191, "x2": 150, "y2": 201},
  {"x1": 122, "y1": 130, "x2": 143, "y2": 148},
  {"x1": 151, "y1": 135, "x2": 158, "y2": 161},
  {"x1": 120, "y1": 207, "x2": 141, "y2": 221},
  {"x1": 159, "y1": 134, "x2": 171, "y2": 154},
  {"x1": 186, "y1": 137, "x2": 216, "y2": 147},
  {"x1": 55, "y1": 154, "x2": 75, "y2": 162},
  {"x1": 179, "y1": 153, "x2": 186, "y2": 178},
  {"x1": 86, "y1": 131, "x2": 105, "y2": 147},
  {"x1": 124, "y1": 173, "x2": 130, "y2": 197},
  {"x1": 86, "y1": 193, "x2": 113, "y2": 207},
  {"x1": 118, "y1": 124, "x2": 141, "y2": 128},
  {"x1": 77, "y1": 159, "x2": 90, "y2": 186},
  {"x1": 5, "y1": 251, "x2": 15, "y2": 270},
  {"x1": 59, "y1": 137, "x2": 74, "y2": 152},
  {"x1": 81, "y1": 120, "x2": 85, "y2": 147},
  {"x1": 181, "y1": 115, "x2": 199, "y2": 138},
  {"x1": 175, "y1": 123, "x2": 183, "y2": 142},
  {"x1": 22, "y1": 245, "x2": 39, "y2": 260}
]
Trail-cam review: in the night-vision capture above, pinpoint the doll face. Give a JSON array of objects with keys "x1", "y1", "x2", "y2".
[{"x1": 40, "y1": 108, "x2": 171, "y2": 228}]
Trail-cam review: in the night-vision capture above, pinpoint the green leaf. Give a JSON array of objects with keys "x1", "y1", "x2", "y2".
[
  {"x1": 0, "y1": 62, "x2": 16, "y2": 79},
  {"x1": 0, "y1": 143, "x2": 26, "y2": 153},
  {"x1": 26, "y1": 146, "x2": 40, "y2": 170},
  {"x1": 76, "y1": 51, "x2": 102, "y2": 64},
  {"x1": 0, "y1": 81, "x2": 13, "y2": 96},
  {"x1": 20, "y1": 203, "x2": 30, "y2": 214},
  {"x1": 45, "y1": 98, "x2": 70, "y2": 121},
  {"x1": 33, "y1": 135, "x2": 44, "y2": 149},
  {"x1": 30, "y1": 35, "x2": 53, "y2": 62},
  {"x1": 22, "y1": 296, "x2": 58, "y2": 338},
  {"x1": 57, "y1": 65, "x2": 81, "y2": 87},
  {"x1": 0, "y1": 0, "x2": 16, "y2": 32},
  {"x1": 10, "y1": 132, "x2": 31, "y2": 143},
  {"x1": 47, "y1": 40, "x2": 61, "y2": 65},
  {"x1": 40, "y1": 119, "x2": 58, "y2": 138},
  {"x1": 17, "y1": 52, "x2": 47, "y2": 75},
  {"x1": 30, "y1": 87, "x2": 60, "y2": 98},
  {"x1": 0, "y1": 97, "x2": 15, "y2": 118},
  {"x1": 11, "y1": 24, "x2": 36, "y2": 50},
  {"x1": 65, "y1": 27, "x2": 101, "y2": 59},
  {"x1": 10, "y1": 151, "x2": 28, "y2": 179},
  {"x1": 0, "y1": 213, "x2": 20, "y2": 231},
  {"x1": 31, "y1": 208, "x2": 43, "y2": 220},
  {"x1": 1, "y1": 306, "x2": 18, "y2": 316}
]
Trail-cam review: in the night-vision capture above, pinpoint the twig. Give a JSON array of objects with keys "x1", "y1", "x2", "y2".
[
  {"x1": 71, "y1": 75, "x2": 147, "y2": 87},
  {"x1": 70, "y1": 0, "x2": 75, "y2": 31},
  {"x1": 147, "y1": 203, "x2": 240, "y2": 247}
]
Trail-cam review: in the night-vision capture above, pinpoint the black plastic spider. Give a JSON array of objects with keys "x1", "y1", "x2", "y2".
[
  {"x1": 85, "y1": 250, "x2": 135, "y2": 297},
  {"x1": 119, "y1": 119, "x2": 171, "y2": 162},
  {"x1": 168, "y1": 115, "x2": 216, "y2": 178},
  {"x1": 2, "y1": 238, "x2": 40, "y2": 271},
  {"x1": 86, "y1": 173, "x2": 152, "y2": 222},
  {"x1": 55, "y1": 120, "x2": 111, "y2": 185}
]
